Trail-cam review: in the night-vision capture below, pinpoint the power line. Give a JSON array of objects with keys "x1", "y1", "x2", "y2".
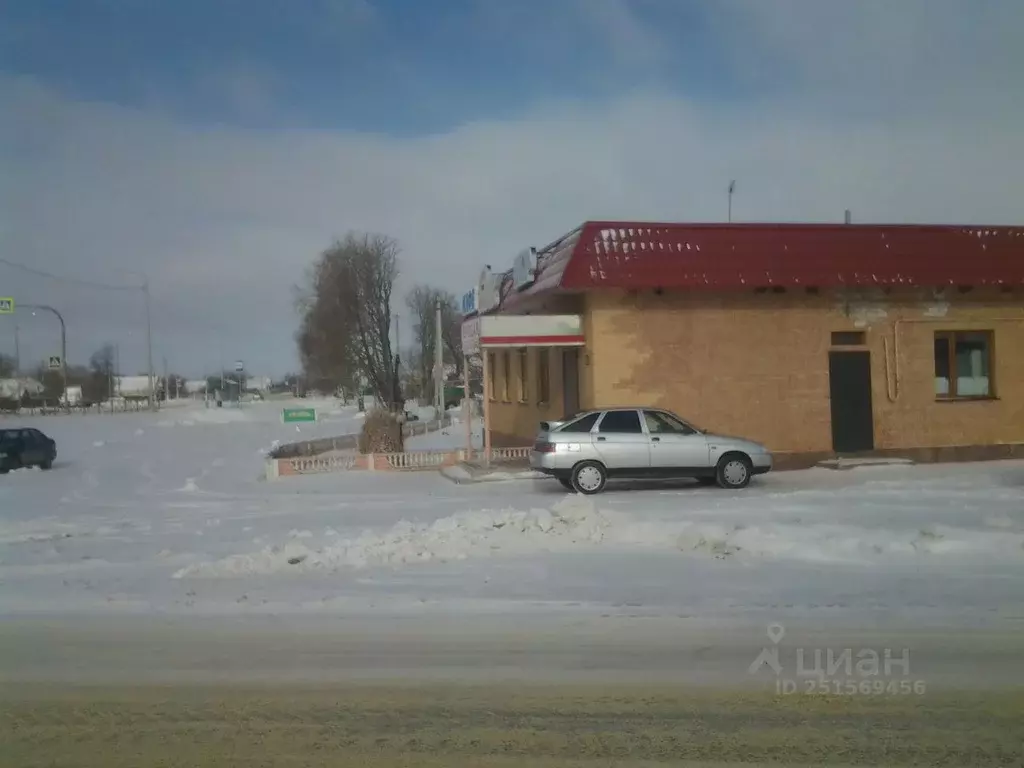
[{"x1": 0, "y1": 257, "x2": 140, "y2": 292}]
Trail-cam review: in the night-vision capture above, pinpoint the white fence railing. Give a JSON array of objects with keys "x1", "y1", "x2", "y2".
[
  {"x1": 289, "y1": 454, "x2": 363, "y2": 473},
  {"x1": 489, "y1": 446, "x2": 531, "y2": 461},
  {"x1": 379, "y1": 450, "x2": 455, "y2": 470}
]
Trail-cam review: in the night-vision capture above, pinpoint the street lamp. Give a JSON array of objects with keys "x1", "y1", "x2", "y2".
[
  {"x1": 24, "y1": 304, "x2": 67, "y2": 408},
  {"x1": 119, "y1": 270, "x2": 156, "y2": 412}
]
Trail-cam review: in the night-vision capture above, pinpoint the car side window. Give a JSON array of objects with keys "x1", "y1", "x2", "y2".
[
  {"x1": 559, "y1": 413, "x2": 601, "y2": 433},
  {"x1": 643, "y1": 411, "x2": 696, "y2": 435},
  {"x1": 596, "y1": 410, "x2": 643, "y2": 434}
]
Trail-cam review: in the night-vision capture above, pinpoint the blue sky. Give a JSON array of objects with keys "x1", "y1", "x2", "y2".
[
  {"x1": 1, "y1": 0, "x2": 748, "y2": 133},
  {"x1": 1, "y1": 1, "x2": 1022, "y2": 375}
]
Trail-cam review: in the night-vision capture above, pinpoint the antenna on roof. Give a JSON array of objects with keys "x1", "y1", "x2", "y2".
[{"x1": 844, "y1": 209, "x2": 852, "y2": 224}]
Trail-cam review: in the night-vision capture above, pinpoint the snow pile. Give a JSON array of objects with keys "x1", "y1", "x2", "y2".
[
  {"x1": 173, "y1": 498, "x2": 1024, "y2": 580},
  {"x1": 174, "y1": 495, "x2": 616, "y2": 578},
  {"x1": 670, "y1": 521, "x2": 1024, "y2": 563}
]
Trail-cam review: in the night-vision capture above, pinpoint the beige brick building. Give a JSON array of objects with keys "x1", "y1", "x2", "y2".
[{"x1": 463, "y1": 222, "x2": 1024, "y2": 467}]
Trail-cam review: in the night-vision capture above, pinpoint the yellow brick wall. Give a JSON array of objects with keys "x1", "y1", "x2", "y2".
[
  {"x1": 580, "y1": 288, "x2": 1024, "y2": 454},
  {"x1": 486, "y1": 347, "x2": 566, "y2": 446}
]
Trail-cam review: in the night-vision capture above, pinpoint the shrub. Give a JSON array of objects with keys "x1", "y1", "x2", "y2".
[{"x1": 358, "y1": 409, "x2": 404, "y2": 454}]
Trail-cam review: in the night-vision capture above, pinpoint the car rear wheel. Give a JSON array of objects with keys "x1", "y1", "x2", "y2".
[
  {"x1": 716, "y1": 453, "x2": 752, "y2": 489},
  {"x1": 571, "y1": 461, "x2": 607, "y2": 495},
  {"x1": 40, "y1": 459, "x2": 53, "y2": 470},
  {"x1": 557, "y1": 477, "x2": 575, "y2": 491}
]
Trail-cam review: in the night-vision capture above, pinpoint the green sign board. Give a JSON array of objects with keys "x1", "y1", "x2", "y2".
[
  {"x1": 282, "y1": 407, "x2": 316, "y2": 424},
  {"x1": 0, "y1": 298, "x2": 13, "y2": 314}
]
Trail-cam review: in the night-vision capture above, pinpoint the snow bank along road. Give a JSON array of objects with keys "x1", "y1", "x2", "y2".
[{"x1": 1, "y1": 400, "x2": 1023, "y2": 686}]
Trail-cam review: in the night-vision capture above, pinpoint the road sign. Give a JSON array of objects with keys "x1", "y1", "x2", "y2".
[
  {"x1": 0, "y1": 298, "x2": 13, "y2": 314},
  {"x1": 48, "y1": 355, "x2": 62, "y2": 370},
  {"x1": 235, "y1": 360, "x2": 244, "y2": 372},
  {"x1": 282, "y1": 407, "x2": 316, "y2": 424}
]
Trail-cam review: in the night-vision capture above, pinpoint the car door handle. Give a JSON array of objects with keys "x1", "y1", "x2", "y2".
[
  {"x1": 596, "y1": 436, "x2": 606, "y2": 441},
  {"x1": 651, "y1": 437, "x2": 661, "y2": 442}
]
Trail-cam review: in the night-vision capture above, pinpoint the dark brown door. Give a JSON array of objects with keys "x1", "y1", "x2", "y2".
[
  {"x1": 828, "y1": 351, "x2": 874, "y2": 453},
  {"x1": 561, "y1": 349, "x2": 580, "y2": 416}
]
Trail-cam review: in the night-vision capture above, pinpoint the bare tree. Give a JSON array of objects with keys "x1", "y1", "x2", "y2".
[
  {"x1": 297, "y1": 233, "x2": 401, "y2": 409},
  {"x1": 405, "y1": 285, "x2": 464, "y2": 404},
  {"x1": 80, "y1": 344, "x2": 116, "y2": 403}
]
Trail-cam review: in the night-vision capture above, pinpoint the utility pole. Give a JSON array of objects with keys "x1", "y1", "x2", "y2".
[
  {"x1": 434, "y1": 298, "x2": 444, "y2": 421},
  {"x1": 113, "y1": 343, "x2": 120, "y2": 412},
  {"x1": 162, "y1": 355, "x2": 168, "y2": 403},
  {"x1": 13, "y1": 321, "x2": 19, "y2": 375},
  {"x1": 728, "y1": 179, "x2": 736, "y2": 223},
  {"x1": 143, "y1": 276, "x2": 155, "y2": 411},
  {"x1": 394, "y1": 312, "x2": 401, "y2": 406},
  {"x1": 23, "y1": 304, "x2": 67, "y2": 409},
  {"x1": 394, "y1": 313, "x2": 400, "y2": 368}
]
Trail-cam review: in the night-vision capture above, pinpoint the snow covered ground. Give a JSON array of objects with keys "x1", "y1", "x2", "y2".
[{"x1": 2, "y1": 399, "x2": 1024, "y2": 632}]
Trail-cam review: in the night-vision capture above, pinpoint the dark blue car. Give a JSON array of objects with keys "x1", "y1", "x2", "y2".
[{"x1": 0, "y1": 428, "x2": 57, "y2": 473}]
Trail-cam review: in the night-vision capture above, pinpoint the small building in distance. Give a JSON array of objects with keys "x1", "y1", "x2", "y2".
[
  {"x1": 0, "y1": 377, "x2": 45, "y2": 401},
  {"x1": 115, "y1": 375, "x2": 155, "y2": 400},
  {"x1": 461, "y1": 221, "x2": 1024, "y2": 467}
]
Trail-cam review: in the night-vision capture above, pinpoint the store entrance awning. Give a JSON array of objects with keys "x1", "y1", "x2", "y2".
[{"x1": 461, "y1": 314, "x2": 584, "y2": 355}]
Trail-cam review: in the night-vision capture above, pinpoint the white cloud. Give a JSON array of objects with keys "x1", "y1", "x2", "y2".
[
  {"x1": 1, "y1": 2, "x2": 1022, "y2": 374},
  {"x1": 707, "y1": 0, "x2": 1024, "y2": 114}
]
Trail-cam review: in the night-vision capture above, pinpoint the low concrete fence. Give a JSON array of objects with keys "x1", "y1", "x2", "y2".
[
  {"x1": 488, "y1": 446, "x2": 531, "y2": 461},
  {"x1": 268, "y1": 414, "x2": 453, "y2": 459},
  {"x1": 268, "y1": 448, "x2": 462, "y2": 478},
  {"x1": 266, "y1": 445, "x2": 533, "y2": 480},
  {"x1": 0, "y1": 400, "x2": 157, "y2": 417}
]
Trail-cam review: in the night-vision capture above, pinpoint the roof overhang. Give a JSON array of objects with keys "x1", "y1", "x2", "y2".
[{"x1": 461, "y1": 314, "x2": 584, "y2": 356}]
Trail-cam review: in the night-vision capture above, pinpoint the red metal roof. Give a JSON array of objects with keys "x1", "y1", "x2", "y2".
[
  {"x1": 494, "y1": 221, "x2": 1024, "y2": 312},
  {"x1": 561, "y1": 222, "x2": 1024, "y2": 291},
  {"x1": 496, "y1": 226, "x2": 581, "y2": 312}
]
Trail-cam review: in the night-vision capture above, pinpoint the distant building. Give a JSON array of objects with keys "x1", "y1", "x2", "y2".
[
  {"x1": 246, "y1": 375, "x2": 272, "y2": 392},
  {"x1": 115, "y1": 375, "x2": 154, "y2": 399},
  {"x1": 0, "y1": 377, "x2": 45, "y2": 400},
  {"x1": 183, "y1": 379, "x2": 208, "y2": 395}
]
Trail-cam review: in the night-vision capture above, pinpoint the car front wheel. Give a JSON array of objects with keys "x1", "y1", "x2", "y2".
[
  {"x1": 716, "y1": 454, "x2": 752, "y2": 489},
  {"x1": 571, "y1": 461, "x2": 607, "y2": 495}
]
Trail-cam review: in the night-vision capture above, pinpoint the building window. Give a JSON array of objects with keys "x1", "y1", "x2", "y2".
[
  {"x1": 537, "y1": 349, "x2": 550, "y2": 404},
  {"x1": 934, "y1": 331, "x2": 993, "y2": 398},
  {"x1": 487, "y1": 352, "x2": 496, "y2": 400},
  {"x1": 517, "y1": 348, "x2": 529, "y2": 402},
  {"x1": 502, "y1": 351, "x2": 511, "y2": 401}
]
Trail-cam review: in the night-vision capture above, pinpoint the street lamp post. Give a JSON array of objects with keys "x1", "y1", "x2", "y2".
[
  {"x1": 143, "y1": 277, "x2": 155, "y2": 412},
  {"x1": 121, "y1": 270, "x2": 156, "y2": 412},
  {"x1": 24, "y1": 304, "x2": 68, "y2": 408}
]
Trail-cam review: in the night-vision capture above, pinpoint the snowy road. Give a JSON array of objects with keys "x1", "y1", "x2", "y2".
[{"x1": 0, "y1": 400, "x2": 1023, "y2": 625}]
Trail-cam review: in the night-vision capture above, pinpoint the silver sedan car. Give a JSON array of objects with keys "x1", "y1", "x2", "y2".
[{"x1": 530, "y1": 408, "x2": 772, "y2": 494}]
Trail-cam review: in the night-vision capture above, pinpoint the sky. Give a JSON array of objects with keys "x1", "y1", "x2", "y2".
[{"x1": 1, "y1": 0, "x2": 1022, "y2": 377}]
